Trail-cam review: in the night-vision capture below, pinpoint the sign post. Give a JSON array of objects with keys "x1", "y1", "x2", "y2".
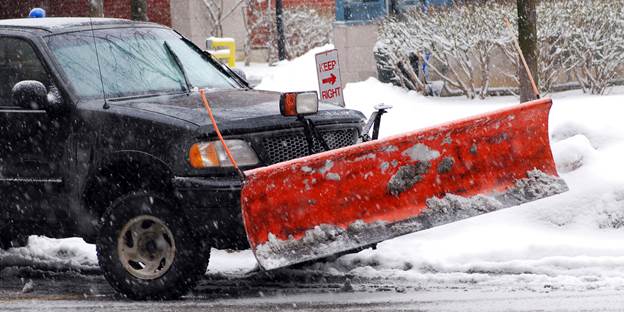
[{"x1": 315, "y1": 49, "x2": 344, "y2": 107}]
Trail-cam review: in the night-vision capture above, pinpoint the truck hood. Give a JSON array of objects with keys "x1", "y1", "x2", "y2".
[{"x1": 120, "y1": 89, "x2": 365, "y2": 134}]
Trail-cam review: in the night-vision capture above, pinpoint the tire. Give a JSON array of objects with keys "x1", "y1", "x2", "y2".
[{"x1": 96, "y1": 191, "x2": 210, "y2": 300}]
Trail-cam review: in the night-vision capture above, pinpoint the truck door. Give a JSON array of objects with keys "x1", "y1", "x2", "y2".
[{"x1": 0, "y1": 36, "x2": 70, "y2": 230}]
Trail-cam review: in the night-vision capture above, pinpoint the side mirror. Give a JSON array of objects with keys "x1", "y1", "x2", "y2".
[
  {"x1": 12, "y1": 80, "x2": 48, "y2": 110},
  {"x1": 280, "y1": 91, "x2": 319, "y2": 117}
]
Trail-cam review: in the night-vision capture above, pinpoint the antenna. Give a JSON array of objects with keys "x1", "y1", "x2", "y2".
[{"x1": 89, "y1": 17, "x2": 109, "y2": 109}]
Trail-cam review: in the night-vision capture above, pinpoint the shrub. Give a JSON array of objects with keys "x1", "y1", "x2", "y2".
[{"x1": 377, "y1": 0, "x2": 624, "y2": 97}]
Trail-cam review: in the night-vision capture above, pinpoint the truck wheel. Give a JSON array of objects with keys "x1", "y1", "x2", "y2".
[{"x1": 96, "y1": 191, "x2": 209, "y2": 300}]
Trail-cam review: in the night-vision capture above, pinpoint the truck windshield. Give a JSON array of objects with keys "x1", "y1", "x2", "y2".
[{"x1": 46, "y1": 27, "x2": 238, "y2": 99}]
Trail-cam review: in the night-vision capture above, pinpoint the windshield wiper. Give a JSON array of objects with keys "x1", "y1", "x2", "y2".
[
  {"x1": 203, "y1": 50, "x2": 250, "y2": 89},
  {"x1": 164, "y1": 41, "x2": 192, "y2": 94},
  {"x1": 107, "y1": 90, "x2": 188, "y2": 102},
  {"x1": 178, "y1": 35, "x2": 250, "y2": 89}
]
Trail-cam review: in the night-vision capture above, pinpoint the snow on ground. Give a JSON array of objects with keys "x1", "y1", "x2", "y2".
[
  {"x1": 252, "y1": 44, "x2": 334, "y2": 93},
  {"x1": 207, "y1": 249, "x2": 257, "y2": 275},
  {"x1": 3, "y1": 47, "x2": 624, "y2": 293},
  {"x1": 320, "y1": 81, "x2": 624, "y2": 292},
  {"x1": 234, "y1": 62, "x2": 272, "y2": 88},
  {"x1": 0, "y1": 236, "x2": 97, "y2": 272}
]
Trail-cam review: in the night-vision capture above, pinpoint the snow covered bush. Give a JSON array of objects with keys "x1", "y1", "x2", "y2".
[
  {"x1": 280, "y1": 9, "x2": 333, "y2": 60},
  {"x1": 244, "y1": 4, "x2": 332, "y2": 63},
  {"x1": 530, "y1": 0, "x2": 624, "y2": 95},
  {"x1": 377, "y1": 3, "x2": 514, "y2": 99},
  {"x1": 562, "y1": 1, "x2": 624, "y2": 95},
  {"x1": 374, "y1": 33, "x2": 425, "y2": 93},
  {"x1": 378, "y1": 0, "x2": 624, "y2": 97}
]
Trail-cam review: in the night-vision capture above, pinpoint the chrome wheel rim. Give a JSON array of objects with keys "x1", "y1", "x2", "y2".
[{"x1": 117, "y1": 215, "x2": 176, "y2": 280}]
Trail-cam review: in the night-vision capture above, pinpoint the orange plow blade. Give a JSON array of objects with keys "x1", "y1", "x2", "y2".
[{"x1": 241, "y1": 98, "x2": 568, "y2": 270}]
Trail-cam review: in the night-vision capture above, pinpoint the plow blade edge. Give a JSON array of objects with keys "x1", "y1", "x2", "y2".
[{"x1": 241, "y1": 98, "x2": 568, "y2": 270}]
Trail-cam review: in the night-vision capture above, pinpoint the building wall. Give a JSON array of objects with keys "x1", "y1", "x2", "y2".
[
  {"x1": 221, "y1": 0, "x2": 247, "y2": 59},
  {"x1": 334, "y1": 22, "x2": 378, "y2": 84},
  {"x1": 170, "y1": 0, "x2": 212, "y2": 50},
  {"x1": 171, "y1": 0, "x2": 248, "y2": 58},
  {"x1": 282, "y1": 0, "x2": 335, "y2": 15},
  {"x1": 0, "y1": 0, "x2": 89, "y2": 19},
  {"x1": 104, "y1": 0, "x2": 171, "y2": 26},
  {"x1": 0, "y1": 0, "x2": 171, "y2": 26}
]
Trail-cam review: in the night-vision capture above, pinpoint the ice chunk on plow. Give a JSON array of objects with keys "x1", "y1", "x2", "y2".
[{"x1": 241, "y1": 98, "x2": 568, "y2": 270}]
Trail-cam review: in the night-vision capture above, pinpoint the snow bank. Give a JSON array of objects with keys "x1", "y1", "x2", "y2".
[
  {"x1": 253, "y1": 44, "x2": 334, "y2": 93},
  {"x1": 0, "y1": 236, "x2": 97, "y2": 272},
  {"x1": 0, "y1": 237, "x2": 256, "y2": 276},
  {"x1": 344, "y1": 78, "x2": 517, "y2": 137},
  {"x1": 552, "y1": 135, "x2": 596, "y2": 173},
  {"x1": 206, "y1": 249, "x2": 257, "y2": 275},
  {"x1": 316, "y1": 83, "x2": 624, "y2": 291}
]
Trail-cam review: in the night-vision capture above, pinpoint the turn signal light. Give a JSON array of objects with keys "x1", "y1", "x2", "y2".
[{"x1": 189, "y1": 140, "x2": 259, "y2": 168}]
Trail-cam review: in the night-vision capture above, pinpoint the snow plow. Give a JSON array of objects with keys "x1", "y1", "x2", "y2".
[{"x1": 239, "y1": 97, "x2": 568, "y2": 270}]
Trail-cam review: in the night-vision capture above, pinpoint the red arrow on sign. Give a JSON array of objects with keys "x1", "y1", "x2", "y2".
[{"x1": 322, "y1": 73, "x2": 336, "y2": 85}]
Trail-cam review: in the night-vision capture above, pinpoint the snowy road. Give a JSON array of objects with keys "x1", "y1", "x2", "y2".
[{"x1": 3, "y1": 268, "x2": 624, "y2": 311}]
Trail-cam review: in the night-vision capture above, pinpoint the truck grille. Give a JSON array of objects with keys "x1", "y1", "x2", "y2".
[{"x1": 262, "y1": 128, "x2": 359, "y2": 165}]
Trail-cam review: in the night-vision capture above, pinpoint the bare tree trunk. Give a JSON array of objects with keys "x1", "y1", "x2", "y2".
[
  {"x1": 215, "y1": 0, "x2": 224, "y2": 37},
  {"x1": 517, "y1": 0, "x2": 539, "y2": 102},
  {"x1": 201, "y1": 0, "x2": 226, "y2": 37},
  {"x1": 131, "y1": 0, "x2": 148, "y2": 21},
  {"x1": 89, "y1": 0, "x2": 104, "y2": 17}
]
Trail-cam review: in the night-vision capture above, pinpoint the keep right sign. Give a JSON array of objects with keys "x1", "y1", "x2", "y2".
[{"x1": 315, "y1": 49, "x2": 344, "y2": 107}]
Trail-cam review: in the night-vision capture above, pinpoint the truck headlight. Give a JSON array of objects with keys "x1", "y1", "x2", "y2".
[{"x1": 189, "y1": 140, "x2": 259, "y2": 168}]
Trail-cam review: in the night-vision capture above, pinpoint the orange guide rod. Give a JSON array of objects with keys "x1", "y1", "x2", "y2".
[
  {"x1": 504, "y1": 17, "x2": 540, "y2": 99},
  {"x1": 199, "y1": 89, "x2": 245, "y2": 179}
]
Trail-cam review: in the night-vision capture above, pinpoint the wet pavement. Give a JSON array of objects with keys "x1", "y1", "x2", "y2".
[{"x1": 2, "y1": 266, "x2": 624, "y2": 311}]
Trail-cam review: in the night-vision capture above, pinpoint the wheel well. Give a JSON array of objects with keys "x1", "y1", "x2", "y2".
[{"x1": 83, "y1": 154, "x2": 175, "y2": 226}]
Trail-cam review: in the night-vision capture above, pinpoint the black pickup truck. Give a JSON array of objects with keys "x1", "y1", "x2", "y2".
[{"x1": 0, "y1": 18, "x2": 365, "y2": 299}]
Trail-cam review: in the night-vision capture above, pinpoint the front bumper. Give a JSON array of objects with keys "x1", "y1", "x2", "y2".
[{"x1": 172, "y1": 176, "x2": 249, "y2": 250}]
